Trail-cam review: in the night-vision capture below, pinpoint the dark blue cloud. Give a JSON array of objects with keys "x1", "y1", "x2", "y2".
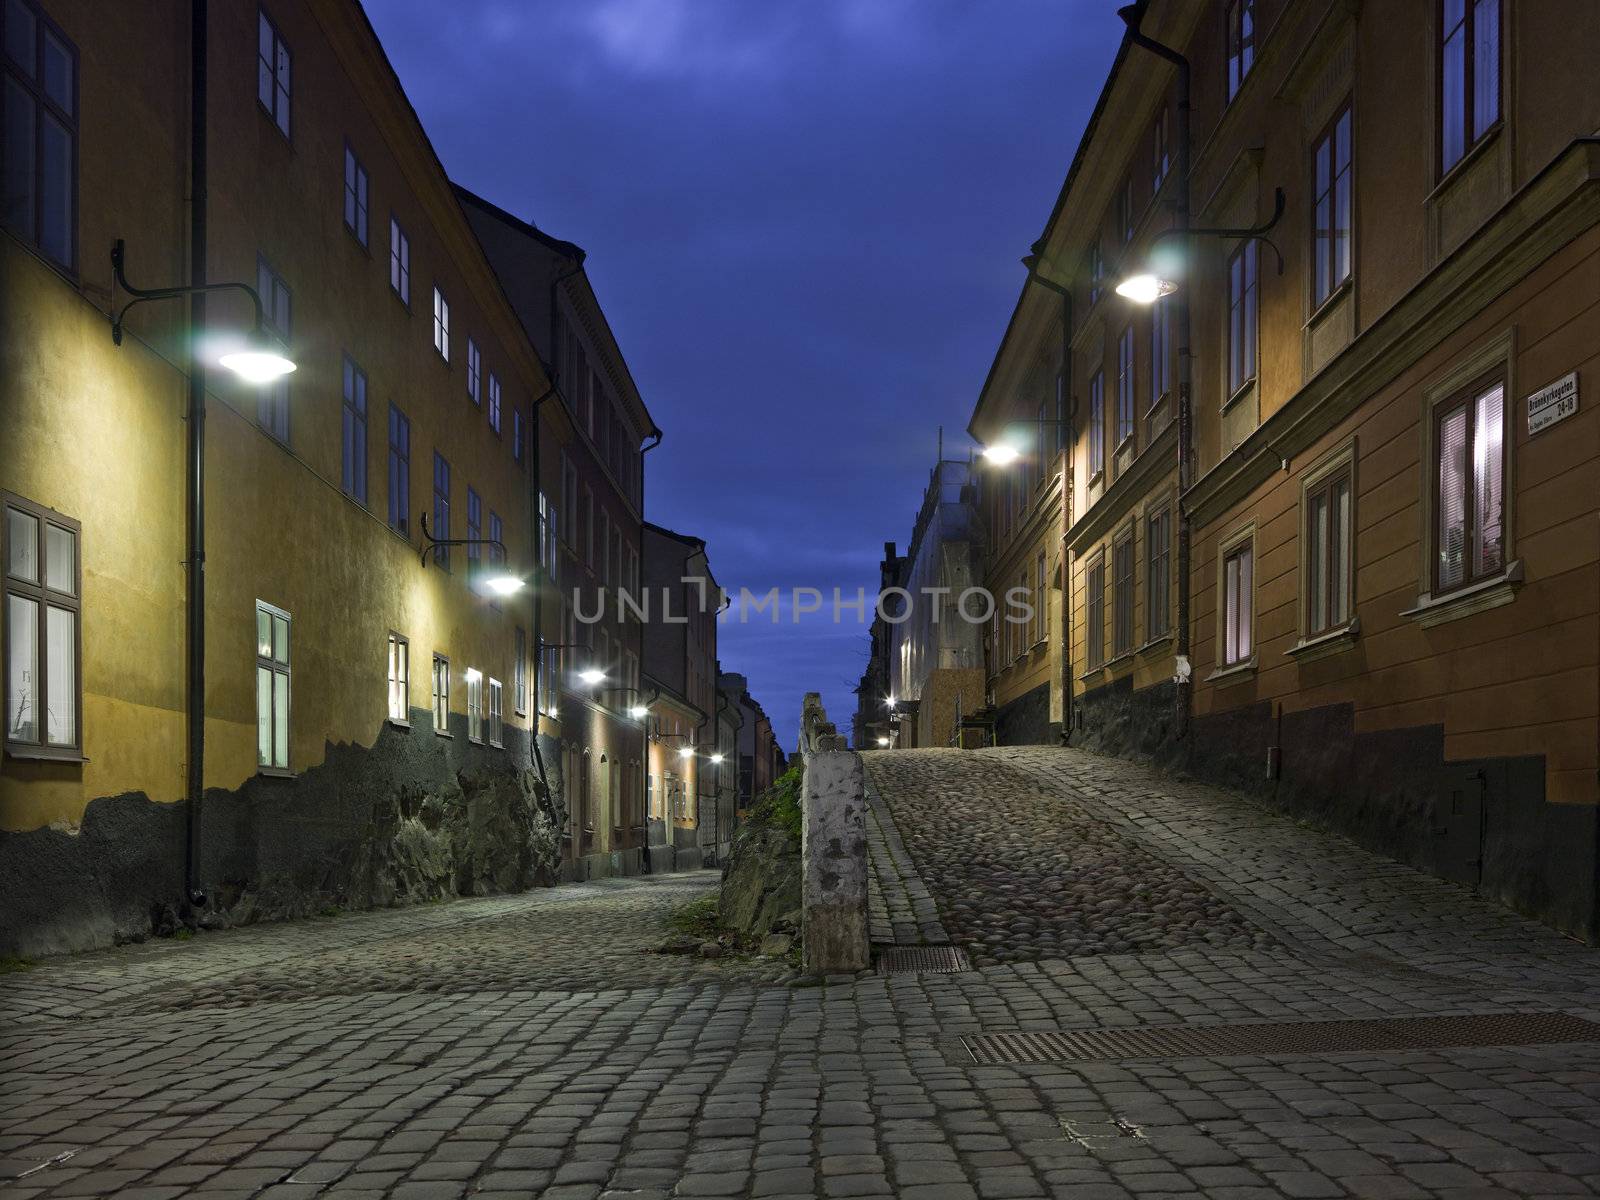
[{"x1": 367, "y1": 0, "x2": 1122, "y2": 750}]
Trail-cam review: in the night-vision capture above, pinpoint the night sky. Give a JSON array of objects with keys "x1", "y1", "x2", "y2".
[{"x1": 367, "y1": 0, "x2": 1124, "y2": 751}]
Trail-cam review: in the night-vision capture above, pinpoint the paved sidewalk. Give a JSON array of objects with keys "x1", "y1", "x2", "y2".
[
  {"x1": 864, "y1": 774, "x2": 949, "y2": 947},
  {"x1": 3, "y1": 746, "x2": 1599, "y2": 1199}
]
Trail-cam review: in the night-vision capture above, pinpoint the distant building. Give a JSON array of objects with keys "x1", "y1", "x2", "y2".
[
  {"x1": 852, "y1": 543, "x2": 903, "y2": 749},
  {"x1": 720, "y1": 672, "x2": 786, "y2": 812},
  {"x1": 887, "y1": 460, "x2": 986, "y2": 748}
]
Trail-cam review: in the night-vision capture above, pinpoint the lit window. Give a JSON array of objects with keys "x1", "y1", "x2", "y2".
[
  {"x1": 1305, "y1": 469, "x2": 1352, "y2": 636},
  {"x1": 255, "y1": 600, "x2": 290, "y2": 770},
  {"x1": 466, "y1": 669, "x2": 483, "y2": 742},
  {"x1": 432, "y1": 286, "x2": 449, "y2": 360},
  {"x1": 257, "y1": 7, "x2": 291, "y2": 136},
  {"x1": 431, "y1": 654, "x2": 449, "y2": 733},
  {"x1": 1224, "y1": 0, "x2": 1255, "y2": 103},
  {"x1": 4, "y1": 495, "x2": 80, "y2": 756},
  {"x1": 1221, "y1": 542, "x2": 1254, "y2": 666},
  {"x1": 389, "y1": 218, "x2": 410, "y2": 304},
  {"x1": 1435, "y1": 376, "x2": 1505, "y2": 595},
  {"x1": 488, "y1": 678, "x2": 503, "y2": 747},
  {"x1": 466, "y1": 338, "x2": 480, "y2": 405},
  {"x1": 1088, "y1": 370, "x2": 1105, "y2": 477},
  {"x1": 343, "y1": 144, "x2": 368, "y2": 246},
  {"x1": 256, "y1": 256, "x2": 291, "y2": 442},
  {"x1": 387, "y1": 632, "x2": 409, "y2": 723},
  {"x1": 1312, "y1": 105, "x2": 1353, "y2": 308},
  {"x1": 514, "y1": 626, "x2": 527, "y2": 715},
  {"x1": 1, "y1": 0, "x2": 77, "y2": 269},
  {"x1": 341, "y1": 354, "x2": 367, "y2": 504},
  {"x1": 1440, "y1": 0, "x2": 1500, "y2": 174},
  {"x1": 1227, "y1": 241, "x2": 1258, "y2": 397}
]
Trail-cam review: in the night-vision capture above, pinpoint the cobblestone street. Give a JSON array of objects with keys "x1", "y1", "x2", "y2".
[{"x1": 5, "y1": 746, "x2": 1600, "y2": 1199}]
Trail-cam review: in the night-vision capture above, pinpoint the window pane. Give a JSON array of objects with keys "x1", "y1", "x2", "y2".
[
  {"x1": 257, "y1": 13, "x2": 273, "y2": 108},
  {"x1": 256, "y1": 665, "x2": 272, "y2": 764},
  {"x1": 1442, "y1": 24, "x2": 1466, "y2": 170},
  {"x1": 1473, "y1": 0, "x2": 1499, "y2": 137},
  {"x1": 1437, "y1": 404, "x2": 1468, "y2": 589},
  {"x1": 41, "y1": 26, "x2": 70, "y2": 111},
  {"x1": 1224, "y1": 556, "x2": 1239, "y2": 664},
  {"x1": 1307, "y1": 491, "x2": 1327, "y2": 633},
  {"x1": 5, "y1": 0, "x2": 36, "y2": 74},
  {"x1": 273, "y1": 613, "x2": 289, "y2": 663},
  {"x1": 45, "y1": 603, "x2": 72, "y2": 745},
  {"x1": 7, "y1": 593, "x2": 38, "y2": 742},
  {"x1": 1238, "y1": 550, "x2": 1253, "y2": 660},
  {"x1": 7, "y1": 506, "x2": 38, "y2": 581},
  {"x1": 3, "y1": 80, "x2": 35, "y2": 255},
  {"x1": 1331, "y1": 477, "x2": 1350, "y2": 626},
  {"x1": 256, "y1": 608, "x2": 272, "y2": 657},
  {"x1": 1473, "y1": 383, "x2": 1505, "y2": 577},
  {"x1": 272, "y1": 670, "x2": 289, "y2": 766},
  {"x1": 44, "y1": 522, "x2": 72, "y2": 593}
]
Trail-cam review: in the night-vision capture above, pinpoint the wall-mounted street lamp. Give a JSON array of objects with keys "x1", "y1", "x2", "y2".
[
  {"x1": 1114, "y1": 188, "x2": 1286, "y2": 305},
  {"x1": 578, "y1": 668, "x2": 607, "y2": 687},
  {"x1": 876, "y1": 736, "x2": 891, "y2": 748},
  {"x1": 111, "y1": 239, "x2": 296, "y2": 382},
  {"x1": 417, "y1": 512, "x2": 524, "y2": 596},
  {"x1": 709, "y1": 753, "x2": 724, "y2": 765}
]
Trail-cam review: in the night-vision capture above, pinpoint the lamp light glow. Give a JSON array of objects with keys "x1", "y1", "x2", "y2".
[
  {"x1": 218, "y1": 347, "x2": 297, "y2": 383},
  {"x1": 1114, "y1": 273, "x2": 1178, "y2": 305},
  {"x1": 980, "y1": 443, "x2": 1021, "y2": 466},
  {"x1": 483, "y1": 574, "x2": 525, "y2": 596},
  {"x1": 677, "y1": 746, "x2": 694, "y2": 760},
  {"x1": 628, "y1": 704, "x2": 649, "y2": 719},
  {"x1": 876, "y1": 736, "x2": 890, "y2": 747},
  {"x1": 578, "y1": 668, "x2": 606, "y2": 686},
  {"x1": 710, "y1": 753, "x2": 724, "y2": 764}
]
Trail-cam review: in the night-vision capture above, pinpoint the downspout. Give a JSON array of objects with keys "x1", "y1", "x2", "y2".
[
  {"x1": 184, "y1": 0, "x2": 208, "y2": 910},
  {"x1": 1119, "y1": 3, "x2": 1193, "y2": 745},
  {"x1": 637, "y1": 429, "x2": 662, "y2": 870}
]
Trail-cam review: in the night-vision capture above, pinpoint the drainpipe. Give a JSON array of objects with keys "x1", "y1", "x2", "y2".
[
  {"x1": 637, "y1": 429, "x2": 662, "y2": 868},
  {"x1": 1119, "y1": 3, "x2": 1193, "y2": 744},
  {"x1": 183, "y1": 0, "x2": 208, "y2": 911}
]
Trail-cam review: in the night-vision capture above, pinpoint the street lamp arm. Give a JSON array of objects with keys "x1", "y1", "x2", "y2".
[
  {"x1": 417, "y1": 512, "x2": 510, "y2": 568},
  {"x1": 110, "y1": 238, "x2": 266, "y2": 345},
  {"x1": 1149, "y1": 187, "x2": 1288, "y2": 274}
]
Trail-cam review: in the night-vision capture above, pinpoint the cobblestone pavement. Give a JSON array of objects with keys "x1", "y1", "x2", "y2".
[
  {"x1": 3, "y1": 747, "x2": 1600, "y2": 1199},
  {"x1": 865, "y1": 776, "x2": 949, "y2": 947}
]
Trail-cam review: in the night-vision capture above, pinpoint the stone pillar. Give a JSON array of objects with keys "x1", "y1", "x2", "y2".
[{"x1": 798, "y1": 693, "x2": 870, "y2": 973}]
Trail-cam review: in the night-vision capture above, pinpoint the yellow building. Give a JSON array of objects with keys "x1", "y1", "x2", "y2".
[{"x1": 1, "y1": 0, "x2": 573, "y2": 956}]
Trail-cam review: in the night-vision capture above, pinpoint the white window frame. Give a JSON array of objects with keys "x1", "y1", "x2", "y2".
[
  {"x1": 466, "y1": 668, "x2": 484, "y2": 743},
  {"x1": 386, "y1": 631, "x2": 409, "y2": 725},
  {"x1": 255, "y1": 599, "x2": 291, "y2": 771},
  {"x1": 432, "y1": 653, "x2": 449, "y2": 734},
  {"x1": 432, "y1": 285, "x2": 450, "y2": 361},
  {"x1": 488, "y1": 677, "x2": 503, "y2": 747},
  {"x1": 4, "y1": 493, "x2": 82, "y2": 758},
  {"x1": 1215, "y1": 524, "x2": 1257, "y2": 673}
]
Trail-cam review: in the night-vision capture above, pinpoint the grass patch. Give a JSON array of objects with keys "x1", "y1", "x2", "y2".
[
  {"x1": 0, "y1": 956, "x2": 34, "y2": 974},
  {"x1": 666, "y1": 893, "x2": 722, "y2": 941},
  {"x1": 172, "y1": 929, "x2": 193, "y2": 941},
  {"x1": 752, "y1": 765, "x2": 803, "y2": 840}
]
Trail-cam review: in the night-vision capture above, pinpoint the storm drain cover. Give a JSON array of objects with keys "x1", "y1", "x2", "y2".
[
  {"x1": 959, "y1": 1011, "x2": 1600, "y2": 1064},
  {"x1": 878, "y1": 945, "x2": 972, "y2": 974}
]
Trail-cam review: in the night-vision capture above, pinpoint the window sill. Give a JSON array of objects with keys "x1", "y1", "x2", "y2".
[
  {"x1": 1221, "y1": 379, "x2": 1256, "y2": 415},
  {"x1": 1306, "y1": 280, "x2": 1352, "y2": 329},
  {"x1": 489, "y1": 741, "x2": 504, "y2": 750},
  {"x1": 386, "y1": 717, "x2": 411, "y2": 730},
  {"x1": 1428, "y1": 122, "x2": 1504, "y2": 203},
  {"x1": 1078, "y1": 665, "x2": 1107, "y2": 682},
  {"x1": 1205, "y1": 658, "x2": 1257, "y2": 684},
  {"x1": 1401, "y1": 560, "x2": 1522, "y2": 629},
  {"x1": 257, "y1": 766, "x2": 298, "y2": 780},
  {"x1": 434, "y1": 728, "x2": 454, "y2": 739},
  {"x1": 5, "y1": 747, "x2": 89, "y2": 764},
  {"x1": 468, "y1": 736, "x2": 483, "y2": 746},
  {"x1": 1138, "y1": 632, "x2": 1173, "y2": 655},
  {"x1": 1104, "y1": 648, "x2": 1137, "y2": 670},
  {"x1": 1286, "y1": 618, "x2": 1361, "y2": 662}
]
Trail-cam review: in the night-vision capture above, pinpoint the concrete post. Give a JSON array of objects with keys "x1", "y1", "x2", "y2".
[{"x1": 798, "y1": 693, "x2": 870, "y2": 973}]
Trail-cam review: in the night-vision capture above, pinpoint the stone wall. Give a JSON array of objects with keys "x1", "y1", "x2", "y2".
[
  {"x1": 0, "y1": 710, "x2": 565, "y2": 960},
  {"x1": 797, "y1": 693, "x2": 869, "y2": 973}
]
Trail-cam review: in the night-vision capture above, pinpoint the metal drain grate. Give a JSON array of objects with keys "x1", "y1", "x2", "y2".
[
  {"x1": 960, "y1": 1011, "x2": 1600, "y2": 1064},
  {"x1": 878, "y1": 945, "x2": 972, "y2": 974}
]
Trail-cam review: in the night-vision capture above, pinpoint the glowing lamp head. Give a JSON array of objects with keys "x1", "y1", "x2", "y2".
[
  {"x1": 876, "y1": 736, "x2": 890, "y2": 747},
  {"x1": 980, "y1": 442, "x2": 1021, "y2": 466},
  {"x1": 710, "y1": 753, "x2": 724, "y2": 765},
  {"x1": 218, "y1": 347, "x2": 297, "y2": 384},
  {"x1": 628, "y1": 704, "x2": 649, "y2": 719},
  {"x1": 677, "y1": 745, "x2": 694, "y2": 760},
  {"x1": 578, "y1": 668, "x2": 606, "y2": 686},
  {"x1": 1114, "y1": 273, "x2": 1178, "y2": 305},
  {"x1": 483, "y1": 574, "x2": 525, "y2": 596}
]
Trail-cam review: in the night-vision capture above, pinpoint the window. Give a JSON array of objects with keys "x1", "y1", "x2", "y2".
[
  {"x1": 1434, "y1": 375, "x2": 1505, "y2": 595},
  {"x1": 466, "y1": 338, "x2": 480, "y2": 405},
  {"x1": 1113, "y1": 531, "x2": 1135, "y2": 657},
  {"x1": 341, "y1": 354, "x2": 367, "y2": 504},
  {"x1": 1150, "y1": 296, "x2": 1171, "y2": 411},
  {"x1": 487, "y1": 510, "x2": 502, "y2": 603},
  {"x1": 1086, "y1": 555, "x2": 1106, "y2": 671},
  {"x1": 1, "y1": 0, "x2": 76, "y2": 270},
  {"x1": 256, "y1": 7, "x2": 290, "y2": 136},
  {"x1": 1440, "y1": 0, "x2": 1500, "y2": 174},
  {"x1": 4, "y1": 494, "x2": 79, "y2": 756},
  {"x1": 1224, "y1": 0, "x2": 1255, "y2": 103},
  {"x1": 514, "y1": 626, "x2": 527, "y2": 715},
  {"x1": 1152, "y1": 106, "x2": 1170, "y2": 194},
  {"x1": 432, "y1": 286, "x2": 449, "y2": 361},
  {"x1": 387, "y1": 632, "x2": 408, "y2": 723},
  {"x1": 1088, "y1": 239, "x2": 1105, "y2": 307},
  {"x1": 488, "y1": 678, "x2": 503, "y2": 747},
  {"x1": 466, "y1": 669, "x2": 483, "y2": 742},
  {"x1": 256, "y1": 256, "x2": 291, "y2": 442},
  {"x1": 1035, "y1": 552, "x2": 1047, "y2": 646},
  {"x1": 1088, "y1": 370, "x2": 1105, "y2": 477},
  {"x1": 342, "y1": 143, "x2": 368, "y2": 247},
  {"x1": 1222, "y1": 542, "x2": 1254, "y2": 666},
  {"x1": 1117, "y1": 175, "x2": 1134, "y2": 244},
  {"x1": 1146, "y1": 507, "x2": 1171, "y2": 640},
  {"x1": 389, "y1": 217, "x2": 409, "y2": 304},
  {"x1": 466, "y1": 486, "x2": 481, "y2": 582},
  {"x1": 387, "y1": 404, "x2": 410, "y2": 535},
  {"x1": 1116, "y1": 326, "x2": 1135, "y2": 447},
  {"x1": 1312, "y1": 105, "x2": 1352, "y2": 308},
  {"x1": 537, "y1": 638, "x2": 558, "y2": 716},
  {"x1": 255, "y1": 600, "x2": 290, "y2": 770},
  {"x1": 512, "y1": 407, "x2": 525, "y2": 468},
  {"x1": 432, "y1": 654, "x2": 449, "y2": 733},
  {"x1": 432, "y1": 452, "x2": 450, "y2": 571},
  {"x1": 488, "y1": 373, "x2": 501, "y2": 435},
  {"x1": 1305, "y1": 469, "x2": 1352, "y2": 635},
  {"x1": 1227, "y1": 241, "x2": 1258, "y2": 398}
]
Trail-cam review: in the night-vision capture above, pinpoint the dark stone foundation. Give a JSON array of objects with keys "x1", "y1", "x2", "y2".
[{"x1": 993, "y1": 682, "x2": 1058, "y2": 747}]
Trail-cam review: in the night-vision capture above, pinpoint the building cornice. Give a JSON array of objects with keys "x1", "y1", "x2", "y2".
[
  {"x1": 1066, "y1": 422, "x2": 1179, "y2": 554},
  {"x1": 1186, "y1": 139, "x2": 1600, "y2": 530}
]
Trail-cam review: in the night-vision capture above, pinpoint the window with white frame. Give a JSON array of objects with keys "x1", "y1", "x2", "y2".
[
  {"x1": 255, "y1": 600, "x2": 290, "y2": 770},
  {"x1": 1434, "y1": 374, "x2": 1505, "y2": 595},
  {"x1": 1305, "y1": 466, "x2": 1353, "y2": 636},
  {"x1": 466, "y1": 669, "x2": 483, "y2": 741},
  {"x1": 389, "y1": 217, "x2": 409, "y2": 304},
  {"x1": 387, "y1": 632, "x2": 408, "y2": 723},
  {"x1": 257, "y1": 7, "x2": 291, "y2": 136},
  {"x1": 431, "y1": 654, "x2": 448, "y2": 733},
  {"x1": 466, "y1": 337, "x2": 480, "y2": 405},
  {"x1": 4, "y1": 494, "x2": 80, "y2": 756},
  {"x1": 1221, "y1": 540, "x2": 1254, "y2": 666},
  {"x1": 513, "y1": 626, "x2": 527, "y2": 715},
  {"x1": 488, "y1": 678, "x2": 503, "y2": 747},
  {"x1": 342, "y1": 143, "x2": 368, "y2": 246},
  {"x1": 432, "y1": 285, "x2": 449, "y2": 360}
]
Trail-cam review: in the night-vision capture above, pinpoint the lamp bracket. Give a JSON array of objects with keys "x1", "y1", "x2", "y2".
[
  {"x1": 110, "y1": 238, "x2": 268, "y2": 345},
  {"x1": 417, "y1": 511, "x2": 510, "y2": 568}
]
